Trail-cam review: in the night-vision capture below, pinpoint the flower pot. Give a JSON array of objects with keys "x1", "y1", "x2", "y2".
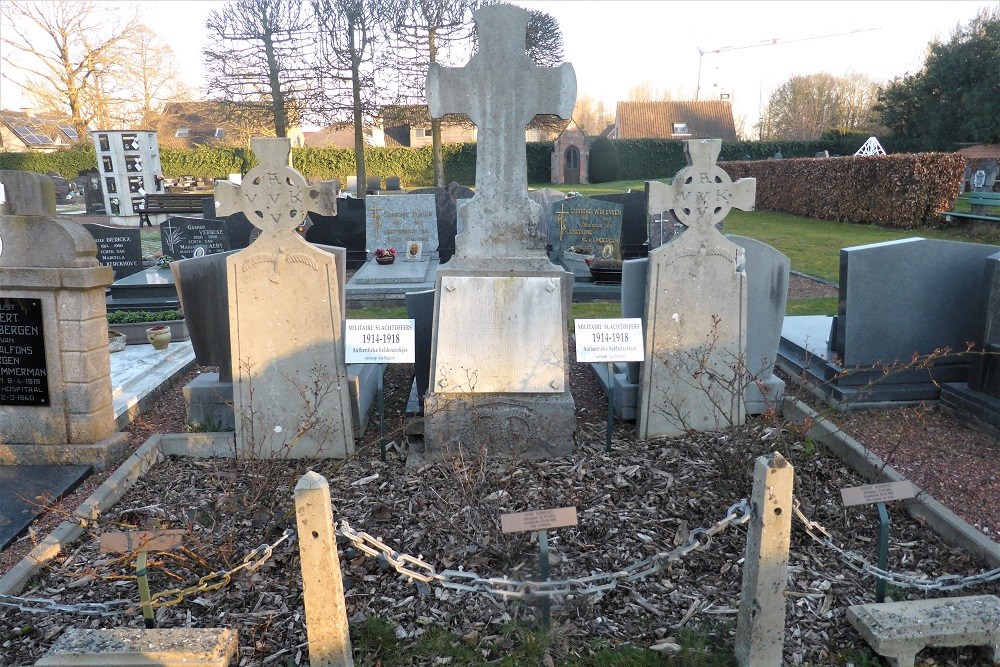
[
  {"x1": 146, "y1": 325, "x2": 171, "y2": 350},
  {"x1": 376, "y1": 255, "x2": 396, "y2": 265},
  {"x1": 108, "y1": 329, "x2": 126, "y2": 353}
]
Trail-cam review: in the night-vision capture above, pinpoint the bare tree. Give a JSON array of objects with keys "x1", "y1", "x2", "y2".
[
  {"x1": 123, "y1": 26, "x2": 192, "y2": 126},
  {"x1": 204, "y1": 0, "x2": 318, "y2": 138},
  {"x1": 757, "y1": 72, "x2": 881, "y2": 141},
  {"x1": 571, "y1": 93, "x2": 613, "y2": 136},
  {"x1": 0, "y1": 0, "x2": 140, "y2": 136},
  {"x1": 311, "y1": 0, "x2": 397, "y2": 198},
  {"x1": 390, "y1": 0, "x2": 477, "y2": 186}
]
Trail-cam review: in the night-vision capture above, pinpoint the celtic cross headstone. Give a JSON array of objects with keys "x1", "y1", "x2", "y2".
[
  {"x1": 225, "y1": 138, "x2": 353, "y2": 458},
  {"x1": 638, "y1": 139, "x2": 757, "y2": 439}
]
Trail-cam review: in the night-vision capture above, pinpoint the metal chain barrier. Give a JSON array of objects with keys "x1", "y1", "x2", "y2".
[
  {"x1": 336, "y1": 499, "x2": 752, "y2": 600},
  {"x1": 0, "y1": 529, "x2": 292, "y2": 617},
  {"x1": 793, "y1": 498, "x2": 1000, "y2": 591}
]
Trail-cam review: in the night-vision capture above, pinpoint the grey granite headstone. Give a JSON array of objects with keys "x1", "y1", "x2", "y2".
[
  {"x1": 160, "y1": 216, "x2": 231, "y2": 259},
  {"x1": 835, "y1": 238, "x2": 1000, "y2": 367},
  {"x1": 82, "y1": 223, "x2": 143, "y2": 279},
  {"x1": 528, "y1": 187, "x2": 567, "y2": 247},
  {"x1": 365, "y1": 194, "x2": 438, "y2": 259},
  {"x1": 423, "y1": 3, "x2": 577, "y2": 459},
  {"x1": 549, "y1": 195, "x2": 623, "y2": 259},
  {"x1": 621, "y1": 257, "x2": 649, "y2": 385},
  {"x1": 727, "y1": 234, "x2": 789, "y2": 413}
]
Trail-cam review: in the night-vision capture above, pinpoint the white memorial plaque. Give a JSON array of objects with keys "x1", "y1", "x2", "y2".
[
  {"x1": 434, "y1": 276, "x2": 565, "y2": 393},
  {"x1": 574, "y1": 318, "x2": 644, "y2": 362},
  {"x1": 345, "y1": 319, "x2": 415, "y2": 363},
  {"x1": 840, "y1": 480, "x2": 915, "y2": 507}
]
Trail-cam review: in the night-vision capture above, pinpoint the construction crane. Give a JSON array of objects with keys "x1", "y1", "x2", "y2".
[{"x1": 695, "y1": 27, "x2": 880, "y2": 100}]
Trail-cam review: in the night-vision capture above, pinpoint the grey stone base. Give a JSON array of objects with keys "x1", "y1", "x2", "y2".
[
  {"x1": 352, "y1": 258, "x2": 432, "y2": 284},
  {"x1": 0, "y1": 432, "x2": 131, "y2": 471},
  {"x1": 182, "y1": 366, "x2": 381, "y2": 437},
  {"x1": 421, "y1": 392, "x2": 575, "y2": 460},
  {"x1": 590, "y1": 362, "x2": 784, "y2": 420},
  {"x1": 940, "y1": 382, "x2": 1000, "y2": 433},
  {"x1": 182, "y1": 373, "x2": 235, "y2": 431}
]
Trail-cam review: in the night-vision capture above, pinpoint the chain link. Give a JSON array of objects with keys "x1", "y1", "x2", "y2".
[
  {"x1": 336, "y1": 499, "x2": 752, "y2": 600},
  {"x1": 0, "y1": 529, "x2": 292, "y2": 618},
  {"x1": 793, "y1": 498, "x2": 1000, "y2": 591}
]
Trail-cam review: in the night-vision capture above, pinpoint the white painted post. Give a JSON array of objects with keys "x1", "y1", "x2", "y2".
[
  {"x1": 295, "y1": 471, "x2": 354, "y2": 666},
  {"x1": 735, "y1": 451, "x2": 793, "y2": 666}
]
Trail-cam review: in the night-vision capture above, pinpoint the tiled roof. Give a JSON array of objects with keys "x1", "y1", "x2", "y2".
[
  {"x1": 304, "y1": 126, "x2": 357, "y2": 149},
  {"x1": 614, "y1": 100, "x2": 737, "y2": 141},
  {"x1": 0, "y1": 109, "x2": 82, "y2": 147},
  {"x1": 378, "y1": 104, "x2": 568, "y2": 132},
  {"x1": 957, "y1": 144, "x2": 1000, "y2": 159}
]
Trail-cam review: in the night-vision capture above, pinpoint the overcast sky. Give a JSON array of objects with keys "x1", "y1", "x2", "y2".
[{"x1": 1, "y1": 0, "x2": 994, "y2": 133}]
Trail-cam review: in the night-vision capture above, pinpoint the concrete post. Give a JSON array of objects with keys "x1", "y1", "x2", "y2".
[
  {"x1": 295, "y1": 471, "x2": 354, "y2": 666},
  {"x1": 735, "y1": 451, "x2": 794, "y2": 666}
]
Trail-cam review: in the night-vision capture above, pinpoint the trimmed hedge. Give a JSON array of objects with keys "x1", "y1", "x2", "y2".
[
  {"x1": 0, "y1": 141, "x2": 554, "y2": 187},
  {"x1": 719, "y1": 152, "x2": 965, "y2": 228}
]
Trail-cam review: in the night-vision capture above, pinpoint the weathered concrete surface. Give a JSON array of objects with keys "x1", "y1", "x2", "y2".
[
  {"x1": 847, "y1": 595, "x2": 1000, "y2": 667},
  {"x1": 34, "y1": 628, "x2": 237, "y2": 666}
]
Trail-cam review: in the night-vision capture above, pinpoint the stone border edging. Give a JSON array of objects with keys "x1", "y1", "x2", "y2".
[
  {"x1": 789, "y1": 269, "x2": 837, "y2": 287},
  {"x1": 783, "y1": 399, "x2": 1000, "y2": 568},
  {"x1": 0, "y1": 435, "x2": 165, "y2": 596}
]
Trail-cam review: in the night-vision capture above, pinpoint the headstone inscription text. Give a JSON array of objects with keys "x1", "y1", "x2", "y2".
[
  {"x1": 365, "y1": 194, "x2": 438, "y2": 259},
  {"x1": 83, "y1": 224, "x2": 142, "y2": 279},
  {"x1": 500, "y1": 506, "x2": 578, "y2": 533},
  {"x1": 574, "y1": 318, "x2": 644, "y2": 363},
  {"x1": 551, "y1": 196, "x2": 623, "y2": 258},
  {"x1": 840, "y1": 481, "x2": 915, "y2": 507},
  {"x1": 161, "y1": 217, "x2": 231, "y2": 259},
  {"x1": 345, "y1": 319, "x2": 416, "y2": 364},
  {"x1": 0, "y1": 298, "x2": 49, "y2": 406}
]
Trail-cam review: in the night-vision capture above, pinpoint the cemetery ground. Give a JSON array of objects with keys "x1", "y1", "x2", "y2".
[{"x1": 2, "y1": 341, "x2": 999, "y2": 666}]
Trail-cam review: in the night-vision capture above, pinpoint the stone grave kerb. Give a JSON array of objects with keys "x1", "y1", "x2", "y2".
[
  {"x1": 0, "y1": 171, "x2": 128, "y2": 466},
  {"x1": 223, "y1": 138, "x2": 354, "y2": 458},
  {"x1": 426, "y1": 3, "x2": 575, "y2": 262},
  {"x1": 638, "y1": 140, "x2": 757, "y2": 440}
]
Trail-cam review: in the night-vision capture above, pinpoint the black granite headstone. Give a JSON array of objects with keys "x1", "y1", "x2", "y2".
[
  {"x1": 0, "y1": 298, "x2": 49, "y2": 406},
  {"x1": 405, "y1": 289, "x2": 435, "y2": 412},
  {"x1": 305, "y1": 198, "x2": 367, "y2": 269},
  {"x1": 548, "y1": 195, "x2": 623, "y2": 259},
  {"x1": 593, "y1": 190, "x2": 648, "y2": 260},
  {"x1": 0, "y1": 465, "x2": 91, "y2": 549},
  {"x1": 82, "y1": 224, "x2": 143, "y2": 279},
  {"x1": 219, "y1": 213, "x2": 260, "y2": 251},
  {"x1": 160, "y1": 216, "x2": 232, "y2": 259}
]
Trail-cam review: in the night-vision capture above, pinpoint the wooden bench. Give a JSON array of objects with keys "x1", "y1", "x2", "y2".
[
  {"x1": 944, "y1": 191, "x2": 1000, "y2": 224},
  {"x1": 847, "y1": 595, "x2": 1000, "y2": 667},
  {"x1": 138, "y1": 193, "x2": 208, "y2": 226}
]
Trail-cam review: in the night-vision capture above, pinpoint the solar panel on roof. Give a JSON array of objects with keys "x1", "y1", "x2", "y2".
[
  {"x1": 58, "y1": 125, "x2": 79, "y2": 140},
  {"x1": 13, "y1": 126, "x2": 53, "y2": 145}
]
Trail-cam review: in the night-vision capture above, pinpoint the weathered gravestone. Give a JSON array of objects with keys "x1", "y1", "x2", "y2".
[
  {"x1": 423, "y1": 3, "x2": 577, "y2": 459},
  {"x1": 637, "y1": 139, "x2": 756, "y2": 439},
  {"x1": 82, "y1": 224, "x2": 143, "y2": 279},
  {"x1": 215, "y1": 138, "x2": 354, "y2": 458},
  {"x1": 549, "y1": 196, "x2": 624, "y2": 278},
  {"x1": 160, "y1": 216, "x2": 231, "y2": 259},
  {"x1": 0, "y1": 171, "x2": 128, "y2": 467},
  {"x1": 528, "y1": 187, "x2": 567, "y2": 249}
]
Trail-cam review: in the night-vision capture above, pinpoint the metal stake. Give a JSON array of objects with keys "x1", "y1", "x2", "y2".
[
  {"x1": 606, "y1": 361, "x2": 614, "y2": 453},
  {"x1": 876, "y1": 501, "x2": 889, "y2": 603},
  {"x1": 136, "y1": 550, "x2": 155, "y2": 628},
  {"x1": 538, "y1": 529, "x2": 551, "y2": 630},
  {"x1": 378, "y1": 365, "x2": 386, "y2": 462}
]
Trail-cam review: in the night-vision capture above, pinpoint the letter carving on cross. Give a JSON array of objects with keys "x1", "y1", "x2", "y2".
[{"x1": 426, "y1": 4, "x2": 576, "y2": 257}]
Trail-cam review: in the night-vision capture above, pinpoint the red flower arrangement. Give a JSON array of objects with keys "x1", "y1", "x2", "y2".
[{"x1": 374, "y1": 247, "x2": 397, "y2": 264}]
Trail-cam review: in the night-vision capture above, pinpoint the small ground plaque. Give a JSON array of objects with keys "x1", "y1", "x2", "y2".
[
  {"x1": 501, "y1": 506, "x2": 578, "y2": 533},
  {"x1": 840, "y1": 481, "x2": 915, "y2": 507},
  {"x1": 99, "y1": 529, "x2": 186, "y2": 554},
  {"x1": 575, "y1": 318, "x2": 644, "y2": 363},
  {"x1": 0, "y1": 297, "x2": 49, "y2": 406}
]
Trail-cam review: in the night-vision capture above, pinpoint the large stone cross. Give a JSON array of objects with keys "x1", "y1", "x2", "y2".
[
  {"x1": 214, "y1": 138, "x2": 338, "y2": 238},
  {"x1": 648, "y1": 139, "x2": 756, "y2": 234},
  {"x1": 426, "y1": 3, "x2": 575, "y2": 256}
]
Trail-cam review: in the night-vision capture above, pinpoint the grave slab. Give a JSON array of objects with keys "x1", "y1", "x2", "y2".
[
  {"x1": 0, "y1": 464, "x2": 90, "y2": 549},
  {"x1": 847, "y1": 596, "x2": 1000, "y2": 667},
  {"x1": 35, "y1": 628, "x2": 237, "y2": 667}
]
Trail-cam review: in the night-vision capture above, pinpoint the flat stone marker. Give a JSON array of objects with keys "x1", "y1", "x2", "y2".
[
  {"x1": 0, "y1": 464, "x2": 90, "y2": 549},
  {"x1": 224, "y1": 138, "x2": 354, "y2": 458},
  {"x1": 637, "y1": 139, "x2": 756, "y2": 439},
  {"x1": 847, "y1": 595, "x2": 1000, "y2": 667},
  {"x1": 35, "y1": 627, "x2": 237, "y2": 666}
]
